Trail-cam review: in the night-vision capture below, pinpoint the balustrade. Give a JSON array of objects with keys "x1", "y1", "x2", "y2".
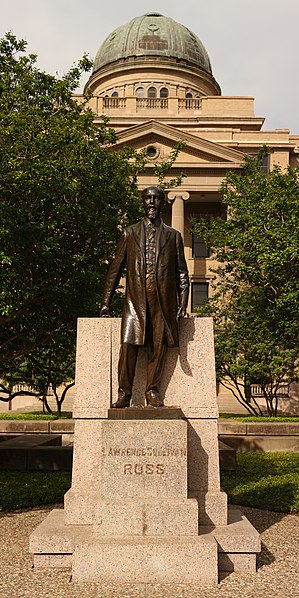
[
  {"x1": 102, "y1": 97, "x2": 126, "y2": 109},
  {"x1": 136, "y1": 98, "x2": 168, "y2": 110},
  {"x1": 100, "y1": 97, "x2": 202, "y2": 113},
  {"x1": 178, "y1": 98, "x2": 202, "y2": 111}
]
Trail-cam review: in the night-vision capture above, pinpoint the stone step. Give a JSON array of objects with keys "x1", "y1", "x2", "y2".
[
  {"x1": 0, "y1": 434, "x2": 64, "y2": 471},
  {"x1": 72, "y1": 535, "x2": 218, "y2": 585},
  {"x1": 0, "y1": 434, "x2": 61, "y2": 448},
  {"x1": 93, "y1": 497, "x2": 198, "y2": 536},
  {"x1": 30, "y1": 507, "x2": 260, "y2": 578},
  {"x1": 218, "y1": 440, "x2": 236, "y2": 470}
]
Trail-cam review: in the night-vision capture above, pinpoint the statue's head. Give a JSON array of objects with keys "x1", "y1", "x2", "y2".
[{"x1": 141, "y1": 186, "x2": 165, "y2": 222}]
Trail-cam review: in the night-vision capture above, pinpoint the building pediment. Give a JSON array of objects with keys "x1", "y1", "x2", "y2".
[{"x1": 112, "y1": 120, "x2": 245, "y2": 167}]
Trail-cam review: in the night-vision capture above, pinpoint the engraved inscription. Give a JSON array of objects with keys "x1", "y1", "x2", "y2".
[
  {"x1": 102, "y1": 444, "x2": 185, "y2": 481},
  {"x1": 123, "y1": 463, "x2": 165, "y2": 475},
  {"x1": 102, "y1": 446, "x2": 186, "y2": 457}
]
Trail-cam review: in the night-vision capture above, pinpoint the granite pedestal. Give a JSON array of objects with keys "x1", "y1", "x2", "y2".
[{"x1": 30, "y1": 317, "x2": 260, "y2": 586}]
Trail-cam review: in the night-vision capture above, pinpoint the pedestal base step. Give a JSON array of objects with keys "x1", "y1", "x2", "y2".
[
  {"x1": 29, "y1": 507, "x2": 261, "y2": 579},
  {"x1": 108, "y1": 407, "x2": 184, "y2": 420},
  {"x1": 93, "y1": 498, "x2": 198, "y2": 536},
  {"x1": 72, "y1": 535, "x2": 218, "y2": 585}
]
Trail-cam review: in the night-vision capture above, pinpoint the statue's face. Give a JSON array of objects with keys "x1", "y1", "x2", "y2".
[{"x1": 142, "y1": 187, "x2": 164, "y2": 222}]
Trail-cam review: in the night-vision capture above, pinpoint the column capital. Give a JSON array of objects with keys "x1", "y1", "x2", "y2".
[{"x1": 167, "y1": 191, "x2": 190, "y2": 202}]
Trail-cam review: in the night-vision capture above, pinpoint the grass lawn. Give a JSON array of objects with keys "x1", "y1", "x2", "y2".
[
  {"x1": 0, "y1": 453, "x2": 298, "y2": 513},
  {"x1": 0, "y1": 471, "x2": 71, "y2": 511},
  {"x1": 219, "y1": 413, "x2": 299, "y2": 422},
  {"x1": 221, "y1": 452, "x2": 299, "y2": 513},
  {"x1": 0, "y1": 412, "x2": 72, "y2": 420},
  {"x1": 1, "y1": 412, "x2": 297, "y2": 422}
]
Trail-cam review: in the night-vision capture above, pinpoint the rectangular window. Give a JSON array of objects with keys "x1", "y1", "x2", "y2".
[
  {"x1": 191, "y1": 282, "x2": 209, "y2": 311},
  {"x1": 260, "y1": 154, "x2": 270, "y2": 175},
  {"x1": 249, "y1": 153, "x2": 270, "y2": 175},
  {"x1": 192, "y1": 234, "x2": 209, "y2": 258}
]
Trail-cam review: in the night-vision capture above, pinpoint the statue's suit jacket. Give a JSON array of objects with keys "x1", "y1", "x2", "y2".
[{"x1": 102, "y1": 219, "x2": 189, "y2": 347}]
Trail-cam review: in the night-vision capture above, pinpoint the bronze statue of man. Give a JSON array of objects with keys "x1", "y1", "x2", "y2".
[{"x1": 100, "y1": 186, "x2": 189, "y2": 408}]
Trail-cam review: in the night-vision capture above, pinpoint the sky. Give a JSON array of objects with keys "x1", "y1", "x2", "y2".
[{"x1": 1, "y1": 0, "x2": 298, "y2": 134}]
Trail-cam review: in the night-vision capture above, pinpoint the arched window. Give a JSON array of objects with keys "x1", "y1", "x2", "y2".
[
  {"x1": 148, "y1": 86, "x2": 157, "y2": 98},
  {"x1": 186, "y1": 92, "x2": 193, "y2": 98},
  {"x1": 160, "y1": 87, "x2": 168, "y2": 98},
  {"x1": 111, "y1": 91, "x2": 118, "y2": 98},
  {"x1": 136, "y1": 87, "x2": 144, "y2": 97}
]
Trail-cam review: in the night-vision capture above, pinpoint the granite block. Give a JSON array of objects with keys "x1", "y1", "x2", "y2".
[
  {"x1": 219, "y1": 434, "x2": 299, "y2": 452},
  {"x1": 30, "y1": 507, "x2": 260, "y2": 571},
  {"x1": 187, "y1": 419, "x2": 221, "y2": 494},
  {"x1": 246, "y1": 422, "x2": 299, "y2": 436},
  {"x1": 34, "y1": 554, "x2": 72, "y2": 568},
  {"x1": 64, "y1": 489, "x2": 99, "y2": 525},
  {"x1": 0, "y1": 434, "x2": 61, "y2": 448},
  {"x1": 28, "y1": 446, "x2": 72, "y2": 471},
  {"x1": 108, "y1": 407, "x2": 184, "y2": 419},
  {"x1": 93, "y1": 498, "x2": 198, "y2": 536},
  {"x1": 101, "y1": 420, "x2": 187, "y2": 499},
  {"x1": 165, "y1": 317, "x2": 218, "y2": 419},
  {"x1": 196, "y1": 491, "x2": 228, "y2": 527},
  {"x1": 73, "y1": 318, "x2": 111, "y2": 418},
  {"x1": 50, "y1": 420, "x2": 74, "y2": 433},
  {"x1": 29, "y1": 509, "x2": 85, "y2": 555},
  {"x1": 219, "y1": 440, "x2": 236, "y2": 471},
  {"x1": 72, "y1": 535, "x2": 218, "y2": 585},
  {"x1": 0, "y1": 420, "x2": 49, "y2": 433},
  {"x1": 218, "y1": 552, "x2": 257, "y2": 573},
  {"x1": 200, "y1": 507, "x2": 261, "y2": 553},
  {"x1": 218, "y1": 420, "x2": 247, "y2": 435},
  {"x1": 73, "y1": 317, "x2": 218, "y2": 419},
  {"x1": 69, "y1": 419, "x2": 103, "y2": 490}
]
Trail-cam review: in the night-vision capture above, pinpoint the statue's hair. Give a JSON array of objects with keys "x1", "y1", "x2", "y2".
[{"x1": 141, "y1": 186, "x2": 165, "y2": 201}]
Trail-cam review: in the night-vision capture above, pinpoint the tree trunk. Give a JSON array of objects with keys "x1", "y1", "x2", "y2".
[{"x1": 43, "y1": 394, "x2": 53, "y2": 415}]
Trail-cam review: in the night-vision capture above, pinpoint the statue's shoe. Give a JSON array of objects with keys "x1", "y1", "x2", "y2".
[
  {"x1": 145, "y1": 389, "x2": 164, "y2": 408},
  {"x1": 111, "y1": 390, "x2": 131, "y2": 408}
]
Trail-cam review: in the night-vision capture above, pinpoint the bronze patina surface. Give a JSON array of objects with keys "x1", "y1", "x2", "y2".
[{"x1": 100, "y1": 186, "x2": 189, "y2": 408}]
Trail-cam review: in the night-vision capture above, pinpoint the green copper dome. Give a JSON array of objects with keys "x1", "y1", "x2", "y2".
[{"x1": 93, "y1": 13, "x2": 212, "y2": 74}]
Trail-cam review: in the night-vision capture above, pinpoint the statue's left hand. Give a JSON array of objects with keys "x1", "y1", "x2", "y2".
[{"x1": 177, "y1": 306, "x2": 187, "y2": 320}]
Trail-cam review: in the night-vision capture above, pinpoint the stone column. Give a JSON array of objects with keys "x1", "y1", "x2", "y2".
[{"x1": 167, "y1": 191, "x2": 189, "y2": 240}]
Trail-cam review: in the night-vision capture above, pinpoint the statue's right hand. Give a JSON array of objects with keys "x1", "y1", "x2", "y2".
[{"x1": 100, "y1": 305, "x2": 110, "y2": 317}]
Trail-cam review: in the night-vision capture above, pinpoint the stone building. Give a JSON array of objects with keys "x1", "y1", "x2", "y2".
[
  {"x1": 73, "y1": 12, "x2": 298, "y2": 412},
  {"x1": 75, "y1": 11, "x2": 298, "y2": 315}
]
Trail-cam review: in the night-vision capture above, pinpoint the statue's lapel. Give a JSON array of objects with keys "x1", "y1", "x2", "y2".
[
  {"x1": 132, "y1": 220, "x2": 146, "y2": 262},
  {"x1": 156, "y1": 221, "x2": 171, "y2": 261}
]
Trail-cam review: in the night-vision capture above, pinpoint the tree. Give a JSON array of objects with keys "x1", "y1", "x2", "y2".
[
  {"x1": 0, "y1": 33, "x2": 184, "y2": 412},
  {"x1": 0, "y1": 332, "x2": 75, "y2": 415},
  {"x1": 193, "y1": 152, "x2": 299, "y2": 416}
]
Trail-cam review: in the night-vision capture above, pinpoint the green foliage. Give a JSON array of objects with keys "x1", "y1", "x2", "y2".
[
  {"x1": 0, "y1": 471, "x2": 71, "y2": 511},
  {"x1": 0, "y1": 33, "x2": 184, "y2": 408},
  {"x1": 219, "y1": 413, "x2": 299, "y2": 422},
  {"x1": 194, "y1": 152, "x2": 299, "y2": 416},
  {"x1": 0, "y1": 33, "x2": 140, "y2": 377},
  {"x1": 0, "y1": 412, "x2": 72, "y2": 420},
  {"x1": 221, "y1": 452, "x2": 299, "y2": 513},
  {"x1": 1, "y1": 453, "x2": 298, "y2": 513},
  {"x1": 153, "y1": 140, "x2": 186, "y2": 189}
]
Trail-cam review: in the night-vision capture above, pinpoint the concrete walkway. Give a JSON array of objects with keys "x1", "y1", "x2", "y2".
[{"x1": 0, "y1": 504, "x2": 298, "y2": 598}]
